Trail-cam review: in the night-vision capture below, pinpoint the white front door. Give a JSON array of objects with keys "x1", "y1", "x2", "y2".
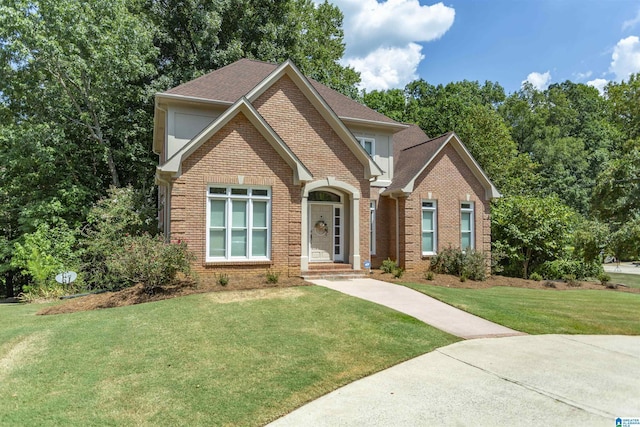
[{"x1": 310, "y1": 204, "x2": 333, "y2": 262}]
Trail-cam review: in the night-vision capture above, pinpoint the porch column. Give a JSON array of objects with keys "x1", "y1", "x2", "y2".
[{"x1": 351, "y1": 193, "x2": 361, "y2": 270}]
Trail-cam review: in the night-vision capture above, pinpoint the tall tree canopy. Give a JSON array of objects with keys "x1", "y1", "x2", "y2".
[
  {"x1": 145, "y1": 0, "x2": 359, "y2": 97},
  {"x1": 362, "y1": 80, "x2": 537, "y2": 195},
  {"x1": 0, "y1": 0, "x2": 359, "y2": 294}
]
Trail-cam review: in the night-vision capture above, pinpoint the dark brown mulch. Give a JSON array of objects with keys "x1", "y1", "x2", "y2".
[
  {"x1": 37, "y1": 276, "x2": 308, "y2": 316},
  {"x1": 370, "y1": 269, "x2": 640, "y2": 293},
  {"x1": 36, "y1": 269, "x2": 637, "y2": 316}
]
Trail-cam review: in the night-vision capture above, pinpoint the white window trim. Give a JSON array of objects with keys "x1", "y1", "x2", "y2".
[
  {"x1": 461, "y1": 202, "x2": 475, "y2": 251},
  {"x1": 206, "y1": 186, "x2": 271, "y2": 262},
  {"x1": 357, "y1": 137, "x2": 375, "y2": 157},
  {"x1": 422, "y1": 200, "x2": 437, "y2": 256},
  {"x1": 370, "y1": 200, "x2": 376, "y2": 255}
]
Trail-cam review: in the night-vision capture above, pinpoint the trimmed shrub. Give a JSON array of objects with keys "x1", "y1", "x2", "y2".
[
  {"x1": 424, "y1": 271, "x2": 435, "y2": 281},
  {"x1": 598, "y1": 273, "x2": 611, "y2": 286},
  {"x1": 529, "y1": 272, "x2": 543, "y2": 281},
  {"x1": 217, "y1": 273, "x2": 229, "y2": 286},
  {"x1": 380, "y1": 258, "x2": 398, "y2": 274},
  {"x1": 430, "y1": 247, "x2": 487, "y2": 281},
  {"x1": 393, "y1": 267, "x2": 404, "y2": 279}
]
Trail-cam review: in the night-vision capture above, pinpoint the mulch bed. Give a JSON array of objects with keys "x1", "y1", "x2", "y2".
[{"x1": 35, "y1": 270, "x2": 637, "y2": 316}]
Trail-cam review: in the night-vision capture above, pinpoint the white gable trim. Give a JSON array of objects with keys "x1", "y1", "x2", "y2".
[
  {"x1": 245, "y1": 60, "x2": 383, "y2": 180},
  {"x1": 157, "y1": 97, "x2": 313, "y2": 184},
  {"x1": 398, "y1": 133, "x2": 501, "y2": 200}
]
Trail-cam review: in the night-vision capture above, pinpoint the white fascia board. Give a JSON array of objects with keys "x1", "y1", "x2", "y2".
[
  {"x1": 155, "y1": 92, "x2": 234, "y2": 107},
  {"x1": 246, "y1": 60, "x2": 383, "y2": 179},
  {"x1": 340, "y1": 117, "x2": 409, "y2": 132},
  {"x1": 158, "y1": 97, "x2": 312, "y2": 184}
]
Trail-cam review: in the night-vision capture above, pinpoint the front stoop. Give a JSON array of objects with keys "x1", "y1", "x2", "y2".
[{"x1": 302, "y1": 263, "x2": 366, "y2": 280}]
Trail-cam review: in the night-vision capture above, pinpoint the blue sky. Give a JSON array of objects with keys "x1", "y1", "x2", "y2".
[{"x1": 322, "y1": 0, "x2": 640, "y2": 94}]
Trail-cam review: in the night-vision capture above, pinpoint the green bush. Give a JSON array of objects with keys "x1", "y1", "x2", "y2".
[
  {"x1": 266, "y1": 269, "x2": 280, "y2": 284},
  {"x1": 598, "y1": 273, "x2": 611, "y2": 286},
  {"x1": 80, "y1": 186, "x2": 158, "y2": 290},
  {"x1": 12, "y1": 222, "x2": 81, "y2": 299},
  {"x1": 536, "y1": 259, "x2": 603, "y2": 280},
  {"x1": 424, "y1": 271, "x2": 435, "y2": 281},
  {"x1": 380, "y1": 258, "x2": 398, "y2": 274},
  {"x1": 392, "y1": 267, "x2": 404, "y2": 279},
  {"x1": 529, "y1": 272, "x2": 543, "y2": 281},
  {"x1": 217, "y1": 273, "x2": 229, "y2": 286},
  {"x1": 106, "y1": 234, "x2": 195, "y2": 294},
  {"x1": 430, "y1": 247, "x2": 487, "y2": 281}
]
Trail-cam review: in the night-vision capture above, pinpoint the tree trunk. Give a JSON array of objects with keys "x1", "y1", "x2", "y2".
[{"x1": 5, "y1": 270, "x2": 14, "y2": 299}]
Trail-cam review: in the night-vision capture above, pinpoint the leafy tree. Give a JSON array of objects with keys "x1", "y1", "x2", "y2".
[
  {"x1": 363, "y1": 80, "x2": 536, "y2": 195},
  {"x1": 500, "y1": 81, "x2": 621, "y2": 214},
  {"x1": 492, "y1": 196, "x2": 577, "y2": 278},
  {"x1": 145, "y1": 0, "x2": 359, "y2": 96},
  {"x1": 0, "y1": 0, "x2": 159, "y2": 188},
  {"x1": 12, "y1": 222, "x2": 78, "y2": 289}
]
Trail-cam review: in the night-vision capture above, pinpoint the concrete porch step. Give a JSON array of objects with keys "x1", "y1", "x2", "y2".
[{"x1": 302, "y1": 263, "x2": 366, "y2": 280}]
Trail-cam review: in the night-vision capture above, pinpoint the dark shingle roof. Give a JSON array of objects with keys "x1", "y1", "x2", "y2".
[
  {"x1": 386, "y1": 130, "x2": 453, "y2": 193},
  {"x1": 163, "y1": 58, "x2": 400, "y2": 125}
]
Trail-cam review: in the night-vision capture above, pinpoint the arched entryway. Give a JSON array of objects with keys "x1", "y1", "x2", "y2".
[
  {"x1": 300, "y1": 177, "x2": 361, "y2": 272},
  {"x1": 308, "y1": 190, "x2": 344, "y2": 263}
]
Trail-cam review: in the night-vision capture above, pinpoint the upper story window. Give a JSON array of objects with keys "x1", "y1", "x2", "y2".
[
  {"x1": 207, "y1": 186, "x2": 271, "y2": 261},
  {"x1": 422, "y1": 200, "x2": 437, "y2": 255},
  {"x1": 357, "y1": 137, "x2": 375, "y2": 156},
  {"x1": 461, "y1": 202, "x2": 475, "y2": 250}
]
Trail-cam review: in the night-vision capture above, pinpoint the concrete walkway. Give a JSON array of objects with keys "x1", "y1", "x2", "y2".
[
  {"x1": 269, "y1": 335, "x2": 640, "y2": 426},
  {"x1": 310, "y1": 278, "x2": 524, "y2": 339},
  {"x1": 267, "y1": 279, "x2": 639, "y2": 426}
]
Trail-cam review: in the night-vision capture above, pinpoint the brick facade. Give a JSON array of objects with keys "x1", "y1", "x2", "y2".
[
  {"x1": 157, "y1": 60, "x2": 496, "y2": 281},
  {"x1": 378, "y1": 144, "x2": 491, "y2": 272}
]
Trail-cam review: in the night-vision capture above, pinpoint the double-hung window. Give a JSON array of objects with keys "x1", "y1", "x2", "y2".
[
  {"x1": 207, "y1": 186, "x2": 270, "y2": 261},
  {"x1": 357, "y1": 137, "x2": 375, "y2": 156},
  {"x1": 421, "y1": 200, "x2": 437, "y2": 255},
  {"x1": 460, "y1": 202, "x2": 474, "y2": 250}
]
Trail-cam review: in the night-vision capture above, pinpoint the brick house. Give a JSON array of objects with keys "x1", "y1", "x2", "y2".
[{"x1": 153, "y1": 59, "x2": 500, "y2": 280}]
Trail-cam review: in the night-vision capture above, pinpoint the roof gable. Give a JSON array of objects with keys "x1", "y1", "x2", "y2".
[
  {"x1": 245, "y1": 60, "x2": 383, "y2": 179},
  {"x1": 157, "y1": 97, "x2": 312, "y2": 184},
  {"x1": 158, "y1": 59, "x2": 404, "y2": 129},
  {"x1": 384, "y1": 131, "x2": 501, "y2": 200}
]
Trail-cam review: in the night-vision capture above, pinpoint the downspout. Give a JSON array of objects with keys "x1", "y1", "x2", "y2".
[{"x1": 389, "y1": 193, "x2": 400, "y2": 263}]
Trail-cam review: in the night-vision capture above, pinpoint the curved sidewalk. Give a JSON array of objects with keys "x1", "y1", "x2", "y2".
[{"x1": 310, "y1": 278, "x2": 524, "y2": 339}]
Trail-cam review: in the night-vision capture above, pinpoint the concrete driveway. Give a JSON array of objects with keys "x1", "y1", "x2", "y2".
[
  {"x1": 269, "y1": 334, "x2": 640, "y2": 426},
  {"x1": 604, "y1": 262, "x2": 640, "y2": 275}
]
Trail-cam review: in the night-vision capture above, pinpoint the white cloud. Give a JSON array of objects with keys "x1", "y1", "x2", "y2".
[
  {"x1": 587, "y1": 78, "x2": 608, "y2": 95},
  {"x1": 324, "y1": 0, "x2": 455, "y2": 90},
  {"x1": 622, "y1": 9, "x2": 640, "y2": 31},
  {"x1": 574, "y1": 71, "x2": 592, "y2": 80},
  {"x1": 347, "y1": 43, "x2": 424, "y2": 91},
  {"x1": 522, "y1": 71, "x2": 552, "y2": 90},
  {"x1": 609, "y1": 36, "x2": 640, "y2": 80}
]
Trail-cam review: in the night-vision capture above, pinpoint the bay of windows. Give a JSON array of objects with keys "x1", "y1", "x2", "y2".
[{"x1": 207, "y1": 186, "x2": 270, "y2": 261}]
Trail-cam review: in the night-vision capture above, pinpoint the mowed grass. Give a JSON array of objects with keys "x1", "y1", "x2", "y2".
[
  {"x1": 608, "y1": 272, "x2": 640, "y2": 289},
  {"x1": 0, "y1": 286, "x2": 457, "y2": 427},
  {"x1": 403, "y1": 283, "x2": 640, "y2": 335}
]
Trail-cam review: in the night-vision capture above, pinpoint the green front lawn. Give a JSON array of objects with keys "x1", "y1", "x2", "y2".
[
  {"x1": 404, "y1": 283, "x2": 640, "y2": 335},
  {"x1": 0, "y1": 286, "x2": 457, "y2": 426},
  {"x1": 608, "y1": 272, "x2": 640, "y2": 289}
]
